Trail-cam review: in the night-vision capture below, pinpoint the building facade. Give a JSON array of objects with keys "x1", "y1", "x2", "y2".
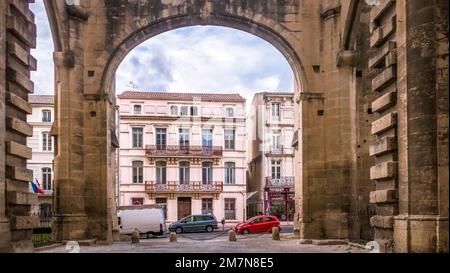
[
  {"x1": 247, "y1": 93, "x2": 295, "y2": 221},
  {"x1": 117, "y1": 91, "x2": 247, "y2": 224},
  {"x1": 26, "y1": 95, "x2": 55, "y2": 215}
]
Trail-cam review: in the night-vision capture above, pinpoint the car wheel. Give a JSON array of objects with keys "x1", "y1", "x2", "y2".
[
  {"x1": 206, "y1": 226, "x2": 214, "y2": 233},
  {"x1": 175, "y1": 227, "x2": 183, "y2": 234},
  {"x1": 242, "y1": 229, "x2": 250, "y2": 235}
]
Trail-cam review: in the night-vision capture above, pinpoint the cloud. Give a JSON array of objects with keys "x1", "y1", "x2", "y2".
[
  {"x1": 30, "y1": 0, "x2": 295, "y2": 110},
  {"x1": 116, "y1": 26, "x2": 295, "y2": 111}
]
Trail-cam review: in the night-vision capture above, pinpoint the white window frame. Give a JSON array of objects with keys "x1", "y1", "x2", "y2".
[
  {"x1": 131, "y1": 127, "x2": 144, "y2": 148},
  {"x1": 271, "y1": 103, "x2": 281, "y2": 121},
  {"x1": 42, "y1": 109, "x2": 52, "y2": 123},
  {"x1": 224, "y1": 162, "x2": 236, "y2": 185},
  {"x1": 42, "y1": 131, "x2": 52, "y2": 152}
]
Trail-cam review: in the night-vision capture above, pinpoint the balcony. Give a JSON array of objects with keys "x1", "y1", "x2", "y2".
[
  {"x1": 265, "y1": 146, "x2": 294, "y2": 157},
  {"x1": 145, "y1": 181, "x2": 224, "y2": 194},
  {"x1": 146, "y1": 145, "x2": 223, "y2": 158},
  {"x1": 265, "y1": 177, "x2": 295, "y2": 188}
]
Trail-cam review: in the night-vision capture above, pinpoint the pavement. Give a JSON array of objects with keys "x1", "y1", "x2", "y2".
[{"x1": 36, "y1": 223, "x2": 369, "y2": 253}]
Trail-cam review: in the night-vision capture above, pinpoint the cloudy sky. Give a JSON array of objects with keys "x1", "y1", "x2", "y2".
[{"x1": 30, "y1": 1, "x2": 294, "y2": 108}]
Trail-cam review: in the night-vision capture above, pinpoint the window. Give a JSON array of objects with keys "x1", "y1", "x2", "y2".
[
  {"x1": 224, "y1": 162, "x2": 236, "y2": 185},
  {"x1": 190, "y1": 106, "x2": 198, "y2": 116},
  {"x1": 42, "y1": 110, "x2": 51, "y2": 122},
  {"x1": 202, "y1": 199, "x2": 213, "y2": 215},
  {"x1": 179, "y1": 162, "x2": 190, "y2": 184},
  {"x1": 202, "y1": 129, "x2": 213, "y2": 147},
  {"x1": 131, "y1": 198, "x2": 144, "y2": 206},
  {"x1": 156, "y1": 161, "x2": 167, "y2": 184},
  {"x1": 180, "y1": 106, "x2": 189, "y2": 116},
  {"x1": 170, "y1": 105, "x2": 179, "y2": 116},
  {"x1": 224, "y1": 129, "x2": 235, "y2": 150},
  {"x1": 156, "y1": 128, "x2": 167, "y2": 149},
  {"x1": 133, "y1": 105, "x2": 142, "y2": 115},
  {"x1": 42, "y1": 168, "x2": 52, "y2": 191},
  {"x1": 179, "y1": 128, "x2": 190, "y2": 147},
  {"x1": 132, "y1": 161, "x2": 144, "y2": 184},
  {"x1": 202, "y1": 162, "x2": 213, "y2": 185},
  {"x1": 225, "y1": 198, "x2": 236, "y2": 220},
  {"x1": 272, "y1": 103, "x2": 281, "y2": 121},
  {"x1": 132, "y1": 128, "x2": 143, "y2": 148},
  {"x1": 42, "y1": 132, "x2": 52, "y2": 152},
  {"x1": 271, "y1": 160, "x2": 282, "y2": 180},
  {"x1": 226, "y1": 107, "x2": 234, "y2": 118},
  {"x1": 156, "y1": 198, "x2": 167, "y2": 219},
  {"x1": 272, "y1": 130, "x2": 282, "y2": 149}
]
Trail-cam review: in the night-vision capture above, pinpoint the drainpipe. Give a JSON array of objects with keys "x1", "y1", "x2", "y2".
[{"x1": 115, "y1": 105, "x2": 120, "y2": 207}]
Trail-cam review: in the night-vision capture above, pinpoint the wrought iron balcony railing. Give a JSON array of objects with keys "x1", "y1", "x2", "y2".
[
  {"x1": 146, "y1": 145, "x2": 223, "y2": 157},
  {"x1": 265, "y1": 177, "x2": 295, "y2": 188},
  {"x1": 145, "y1": 181, "x2": 224, "y2": 193}
]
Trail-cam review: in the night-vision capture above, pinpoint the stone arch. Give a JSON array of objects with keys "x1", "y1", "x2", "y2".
[{"x1": 100, "y1": 14, "x2": 308, "y2": 98}]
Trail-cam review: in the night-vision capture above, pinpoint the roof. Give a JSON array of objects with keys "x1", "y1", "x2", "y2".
[
  {"x1": 29, "y1": 95, "x2": 54, "y2": 105},
  {"x1": 117, "y1": 91, "x2": 246, "y2": 103}
]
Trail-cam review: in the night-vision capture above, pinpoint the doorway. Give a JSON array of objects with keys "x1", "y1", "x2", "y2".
[{"x1": 178, "y1": 197, "x2": 192, "y2": 220}]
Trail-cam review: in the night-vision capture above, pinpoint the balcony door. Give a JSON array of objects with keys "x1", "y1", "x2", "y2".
[
  {"x1": 179, "y1": 162, "x2": 190, "y2": 185},
  {"x1": 271, "y1": 160, "x2": 282, "y2": 181},
  {"x1": 179, "y1": 128, "x2": 190, "y2": 154},
  {"x1": 272, "y1": 130, "x2": 282, "y2": 151},
  {"x1": 156, "y1": 128, "x2": 167, "y2": 150},
  {"x1": 202, "y1": 162, "x2": 213, "y2": 185},
  {"x1": 156, "y1": 161, "x2": 167, "y2": 184},
  {"x1": 202, "y1": 129, "x2": 213, "y2": 147}
]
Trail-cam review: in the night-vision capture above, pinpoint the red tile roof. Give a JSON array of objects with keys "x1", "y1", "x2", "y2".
[{"x1": 117, "y1": 91, "x2": 246, "y2": 103}]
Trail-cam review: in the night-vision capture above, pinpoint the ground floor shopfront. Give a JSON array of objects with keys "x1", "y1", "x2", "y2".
[
  {"x1": 264, "y1": 188, "x2": 295, "y2": 221},
  {"x1": 121, "y1": 191, "x2": 246, "y2": 224}
]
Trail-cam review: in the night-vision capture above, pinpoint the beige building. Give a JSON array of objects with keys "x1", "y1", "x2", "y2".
[
  {"x1": 26, "y1": 95, "x2": 55, "y2": 215},
  {"x1": 117, "y1": 91, "x2": 247, "y2": 224},
  {"x1": 247, "y1": 92, "x2": 295, "y2": 221}
]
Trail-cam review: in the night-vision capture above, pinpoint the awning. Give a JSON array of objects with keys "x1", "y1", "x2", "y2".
[{"x1": 246, "y1": 191, "x2": 258, "y2": 200}]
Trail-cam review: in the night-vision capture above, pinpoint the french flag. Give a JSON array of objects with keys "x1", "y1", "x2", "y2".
[{"x1": 31, "y1": 179, "x2": 44, "y2": 194}]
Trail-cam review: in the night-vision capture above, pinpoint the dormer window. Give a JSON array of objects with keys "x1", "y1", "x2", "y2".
[
  {"x1": 226, "y1": 107, "x2": 234, "y2": 118},
  {"x1": 133, "y1": 105, "x2": 142, "y2": 115},
  {"x1": 42, "y1": 110, "x2": 51, "y2": 122},
  {"x1": 170, "y1": 105, "x2": 179, "y2": 116}
]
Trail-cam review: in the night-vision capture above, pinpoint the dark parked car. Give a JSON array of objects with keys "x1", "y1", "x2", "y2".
[
  {"x1": 234, "y1": 215, "x2": 281, "y2": 235},
  {"x1": 169, "y1": 214, "x2": 219, "y2": 234}
]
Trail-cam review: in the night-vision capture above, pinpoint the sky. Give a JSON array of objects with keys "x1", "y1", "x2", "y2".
[{"x1": 30, "y1": 1, "x2": 294, "y2": 109}]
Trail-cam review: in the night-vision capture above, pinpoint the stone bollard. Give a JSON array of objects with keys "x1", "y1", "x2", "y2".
[
  {"x1": 169, "y1": 232, "x2": 177, "y2": 243},
  {"x1": 228, "y1": 230, "x2": 237, "y2": 242},
  {"x1": 131, "y1": 230, "x2": 140, "y2": 244},
  {"x1": 272, "y1": 227, "x2": 280, "y2": 241}
]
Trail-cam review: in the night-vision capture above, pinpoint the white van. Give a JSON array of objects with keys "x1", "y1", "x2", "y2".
[{"x1": 117, "y1": 205, "x2": 167, "y2": 237}]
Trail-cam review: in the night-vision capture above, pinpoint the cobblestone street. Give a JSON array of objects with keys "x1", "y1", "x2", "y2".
[{"x1": 38, "y1": 234, "x2": 369, "y2": 253}]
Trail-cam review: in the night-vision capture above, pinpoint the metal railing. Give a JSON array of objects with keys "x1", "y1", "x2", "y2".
[
  {"x1": 32, "y1": 208, "x2": 54, "y2": 248},
  {"x1": 146, "y1": 145, "x2": 223, "y2": 157},
  {"x1": 266, "y1": 177, "x2": 295, "y2": 188},
  {"x1": 145, "y1": 181, "x2": 224, "y2": 193},
  {"x1": 224, "y1": 210, "x2": 236, "y2": 220}
]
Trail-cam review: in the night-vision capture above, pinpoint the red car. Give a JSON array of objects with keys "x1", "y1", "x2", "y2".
[{"x1": 234, "y1": 215, "x2": 281, "y2": 235}]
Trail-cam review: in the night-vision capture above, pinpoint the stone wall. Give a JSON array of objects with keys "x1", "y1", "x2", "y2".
[
  {"x1": 0, "y1": 0, "x2": 446, "y2": 252},
  {"x1": 0, "y1": 0, "x2": 37, "y2": 252}
]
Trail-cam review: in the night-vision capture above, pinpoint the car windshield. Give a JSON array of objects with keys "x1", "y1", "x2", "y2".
[{"x1": 247, "y1": 216, "x2": 260, "y2": 223}]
